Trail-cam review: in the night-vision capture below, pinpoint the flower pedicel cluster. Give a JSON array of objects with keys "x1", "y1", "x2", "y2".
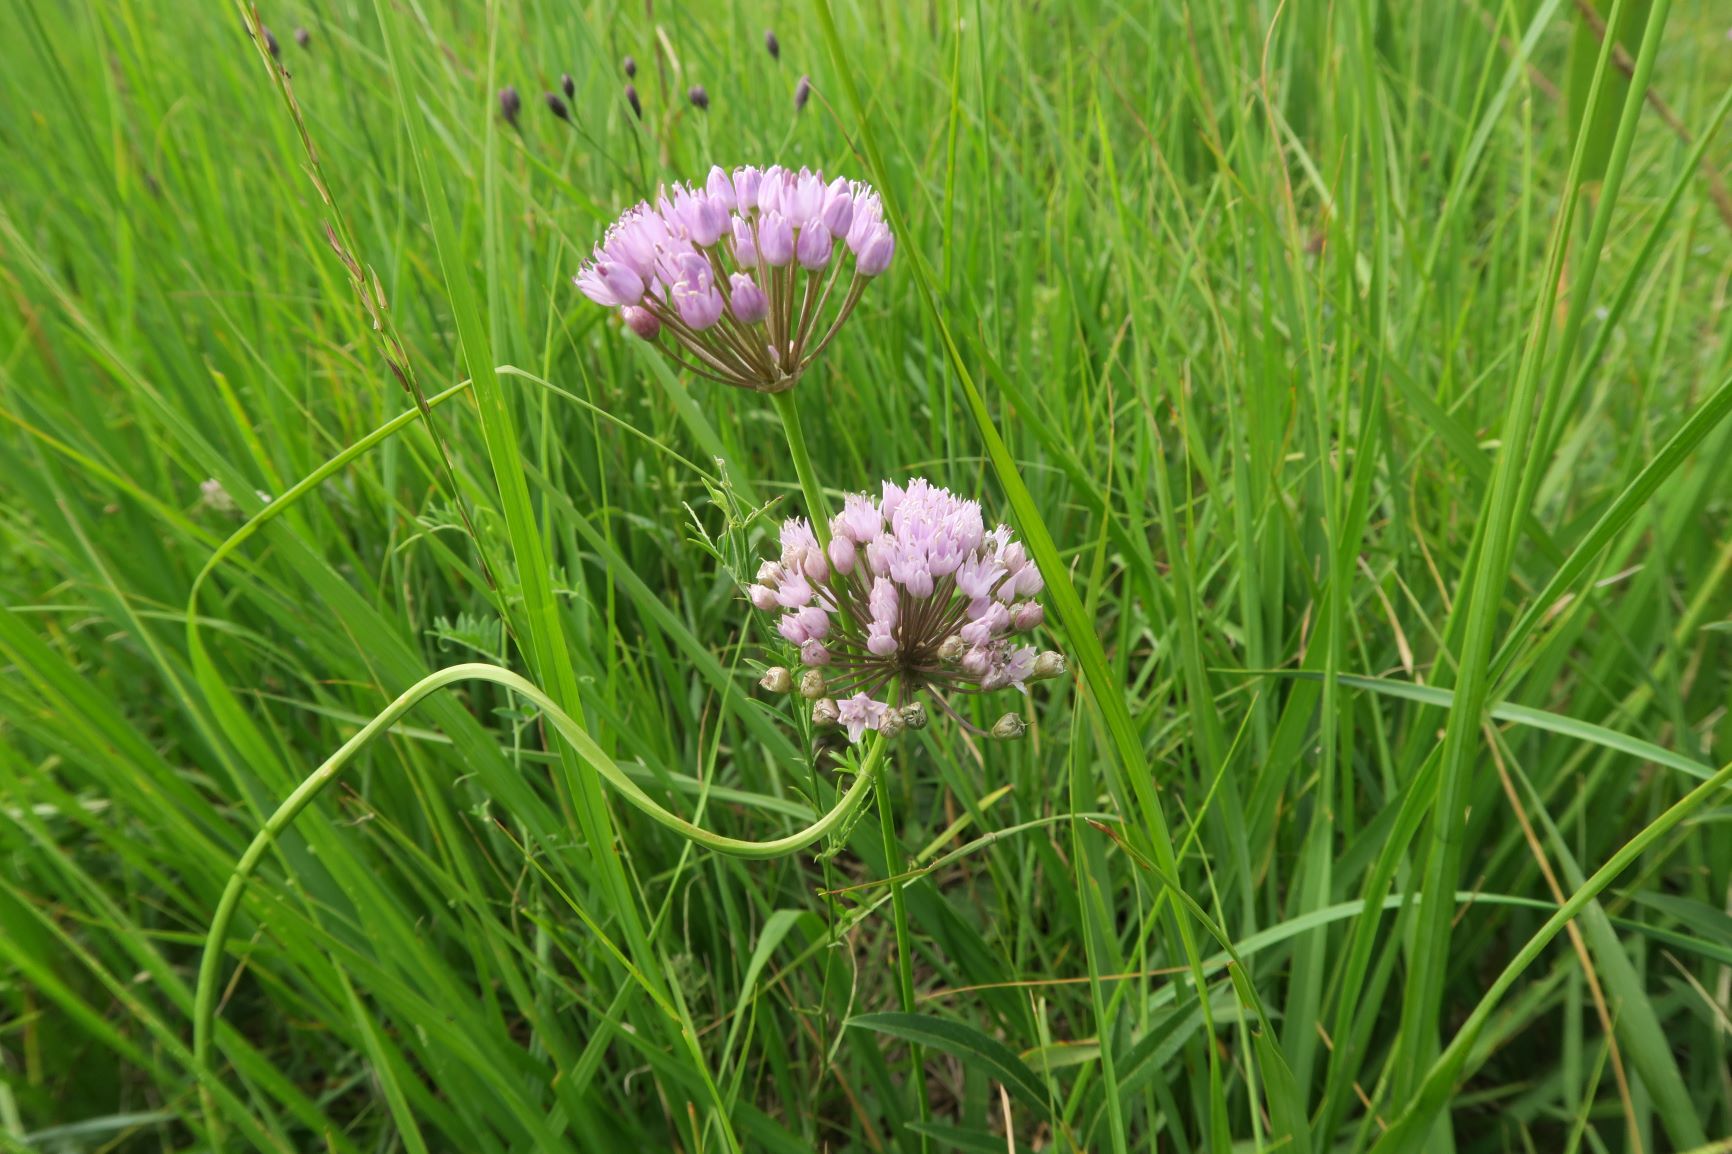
[
  {"x1": 575, "y1": 165, "x2": 894, "y2": 392},
  {"x1": 750, "y1": 480, "x2": 1064, "y2": 743}
]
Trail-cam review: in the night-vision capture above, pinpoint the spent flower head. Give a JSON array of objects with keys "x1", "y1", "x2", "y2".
[
  {"x1": 747, "y1": 478, "x2": 1063, "y2": 743},
  {"x1": 575, "y1": 164, "x2": 895, "y2": 392}
]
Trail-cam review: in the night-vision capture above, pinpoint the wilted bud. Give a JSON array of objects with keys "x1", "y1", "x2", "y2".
[
  {"x1": 545, "y1": 92, "x2": 570, "y2": 121},
  {"x1": 991, "y1": 713, "x2": 1027, "y2": 740},
  {"x1": 623, "y1": 55, "x2": 637, "y2": 78},
  {"x1": 936, "y1": 635, "x2": 964, "y2": 662},
  {"x1": 499, "y1": 86, "x2": 521, "y2": 126},
  {"x1": 621, "y1": 305, "x2": 660, "y2": 340},
  {"x1": 293, "y1": 27, "x2": 310, "y2": 49},
  {"x1": 1030, "y1": 651, "x2": 1067, "y2": 681},
  {"x1": 899, "y1": 701, "x2": 928, "y2": 731},
  {"x1": 561, "y1": 72, "x2": 575, "y2": 100},
  {"x1": 812, "y1": 698, "x2": 839, "y2": 726},
  {"x1": 765, "y1": 30, "x2": 781, "y2": 60},
  {"x1": 794, "y1": 75, "x2": 811, "y2": 111},
  {"x1": 799, "y1": 669, "x2": 827, "y2": 700},
  {"x1": 263, "y1": 26, "x2": 280, "y2": 58},
  {"x1": 879, "y1": 708, "x2": 907, "y2": 739},
  {"x1": 624, "y1": 83, "x2": 642, "y2": 119},
  {"x1": 688, "y1": 85, "x2": 710, "y2": 111},
  {"x1": 759, "y1": 666, "x2": 792, "y2": 694}
]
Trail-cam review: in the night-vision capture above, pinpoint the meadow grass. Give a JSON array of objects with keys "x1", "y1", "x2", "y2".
[{"x1": 2, "y1": 0, "x2": 1731, "y2": 1150}]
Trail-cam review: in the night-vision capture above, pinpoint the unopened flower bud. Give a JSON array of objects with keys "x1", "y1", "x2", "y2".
[
  {"x1": 561, "y1": 72, "x2": 575, "y2": 100},
  {"x1": 799, "y1": 669, "x2": 827, "y2": 700},
  {"x1": 899, "y1": 701, "x2": 928, "y2": 731},
  {"x1": 936, "y1": 635, "x2": 964, "y2": 662},
  {"x1": 765, "y1": 30, "x2": 781, "y2": 60},
  {"x1": 293, "y1": 27, "x2": 310, "y2": 49},
  {"x1": 799, "y1": 639, "x2": 831, "y2": 666},
  {"x1": 688, "y1": 85, "x2": 710, "y2": 111},
  {"x1": 794, "y1": 75, "x2": 811, "y2": 111},
  {"x1": 1030, "y1": 651, "x2": 1067, "y2": 680},
  {"x1": 991, "y1": 713, "x2": 1027, "y2": 740},
  {"x1": 623, "y1": 55, "x2": 637, "y2": 78},
  {"x1": 499, "y1": 86, "x2": 521, "y2": 126},
  {"x1": 545, "y1": 92, "x2": 570, "y2": 121},
  {"x1": 621, "y1": 305, "x2": 660, "y2": 340},
  {"x1": 624, "y1": 83, "x2": 641, "y2": 119},
  {"x1": 879, "y1": 708, "x2": 907, "y2": 739},
  {"x1": 759, "y1": 666, "x2": 792, "y2": 694},
  {"x1": 728, "y1": 273, "x2": 768, "y2": 325},
  {"x1": 812, "y1": 698, "x2": 839, "y2": 726},
  {"x1": 1012, "y1": 601, "x2": 1044, "y2": 631}
]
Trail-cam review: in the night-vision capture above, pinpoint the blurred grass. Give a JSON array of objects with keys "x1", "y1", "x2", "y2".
[{"x1": 1, "y1": 0, "x2": 1731, "y2": 1150}]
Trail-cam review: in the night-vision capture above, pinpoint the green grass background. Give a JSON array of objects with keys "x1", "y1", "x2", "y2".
[{"x1": 2, "y1": 0, "x2": 1731, "y2": 1150}]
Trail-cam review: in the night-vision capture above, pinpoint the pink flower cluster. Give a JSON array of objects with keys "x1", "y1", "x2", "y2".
[
  {"x1": 748, "y1": 479, "x2": 1059, "y2": 743},
  {"x1": 575, "y1": 165, "x2": 894, "y2": 392}
]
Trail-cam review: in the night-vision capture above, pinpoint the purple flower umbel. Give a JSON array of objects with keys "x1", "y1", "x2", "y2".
[
  {"x1": 749, "y1": 479, "x2": 1064, "y2": 742},
  {"x1": 575, "y1": 165, "x2": 896, "y2": 392}
]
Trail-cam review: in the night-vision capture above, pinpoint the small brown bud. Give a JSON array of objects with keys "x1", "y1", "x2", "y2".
[
  {"x1": 545, "y1": 92, "x2": 570, "y2": 121},
  {"x1": 879, "y1": 709, "x2": 906, "y2": 739},
  {"x1": 561, "y1": 72, "x2": 575, "y2": 100},
  {"x1": 1030, "y1": 651, "x2": 1067, "y2": 680},
  {"x1": 622, "y1": 55, "x2": 637, "y2": 78},
  {"x1": 765, "y1": 30, "x2": 781, "y2": 60},
  {"x1": 759, "y1": 666, "x2": 792, "y2": 694},
  {"x1": 899, "y1": 702, "x2": 928, "y2": 731},
  {"x1": 794, "y1": 75, "x2": 811, "y2": 111},
  {"x1": 688, "y1": 85, "x2": 709, "y2": 111},
  {"x1": 624, "y1": 83, "x2": 642, "y2": 119},
  {"x1": 936, "y1": 635, "x2": 964, "y2": 662},
  {"x1": 991, "y1": 713, "x2": 1027, "y2": 741},
  {"x1": 262, "y1": 26, "x2": 280, "y2": 58},
  {"x1": 812, "y1": 698, "x2": 839, "y2": 726},
  {"x1": 499, "y1": 86, "x2": 521, "y2": 126},
  {"x1": 799, "y1": 669, "x2": 827, "y2": 700}
]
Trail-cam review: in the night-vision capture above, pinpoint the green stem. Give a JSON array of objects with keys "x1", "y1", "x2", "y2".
[
  {"x1": 771, "y1": 389, "x2": 833, "y2": 547},
  {"x1": 194, "y1": 661, "x2": 881, "y2": 1144},
  {"x1": 875, "y1": 718, "x2": 929, "y2": 1153}
]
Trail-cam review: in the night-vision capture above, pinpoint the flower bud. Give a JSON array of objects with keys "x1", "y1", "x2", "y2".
[
  {"x1": 759, "y1": 666, "x2": 792, "y2": 694},
  {"x1": 625, "y1": 83, "x2": 642, "y2": 119},
  {"x1": 688, "y1": 85, "x2": 710, "y2": 111},
  {"x1": 812, "y1": 698, "x2": 839, "y2": 726},
  {"x1": 1030, "y1": 651, "x2": 1067, "y2": 680},
  {"x1": 936, "y1": 635, "x2": 964, "y2": 662},
  {"x1": 728, "y1": 273, "x2": 768, "y2": 325},
  {"x1": 796, "y1": 220, "x2": 833, "y2": 270},
  {"x1": 765, "y1": 30, "x2": 780, "y2": 60},
  {"x1": 1011, "y1": 601, "x2": 1044, "y2": 631},
  {"x1": 757, "y1": 212, "x2": 794, "y2": 267},
  {"x1": 899, "y1": 701, "x2": 928, "y2": 731},
  {"x1": 621, "y1": 305, "x2": 660, "y2": 340},
  {"x1": 293, "y1": 27, "x2": 310, "y2": 49},
  {"x1": 561, "y1": 72, "x2": 575, "y2": 100},
  {"x1": 854, "y1": 225, "x2": 895, "y2": 277},
  {"x1": 800, "y1": 639, "x2": 831, "y2": 667},
  {"x1": 827, "y1": 534, "x2": 857, "y2": 575},
  {"x1": 799, "y1": 669, "x2": 827, "y2": 700},
  {"x1": 263, "y1": 26, "x2": 280, "y2": 58},
  {"x1": 991, "y1": 713, "x2": 1027, "y2": 740},
  {"x1": 794, "y1": 75, "x2": 811, "y2": 111},
  {"x1": 879, "y1": 708, "x2": 907, "y2": 739},
  {"x1": 747, "y1": 583, "x2": 778, "y2": 611},
  {"x1": 499, "y1": 86, "x2": 521, "y2": 126},
  {"x1": 623, "y1": 55, "x2": 637, "y2": 78},
  {"x1": 546, "y1": 92, "x2": 570, "y2": 121}
]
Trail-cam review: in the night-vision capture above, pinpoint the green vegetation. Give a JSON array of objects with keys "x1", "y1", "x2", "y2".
[{"x1": 2, "y1": 0, "x2": 1729, "y2": 1150}]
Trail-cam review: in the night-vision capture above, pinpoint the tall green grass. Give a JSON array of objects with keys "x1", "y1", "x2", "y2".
[{"x1": 2, "y1": 0, "x2": 1730, "y2": 1150}]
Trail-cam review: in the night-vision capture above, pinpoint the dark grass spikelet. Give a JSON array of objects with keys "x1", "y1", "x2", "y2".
[
  {"x1": 498, "y1": 85, "x2": 521, "y2": 127},
  {"x1": 765, "y1": 30, "x2": 780, "y2": 61},
  {"x1": 688, "y1": 85, "x2": 709, "y2": 111},
  {"x1": 545, "y1": 92, "x2": 570, "y2": 122},
  {"x1": 293, "y1": 27, "x2": 309, "y2": 49},
  {"x1": 622, "y1": 55, "x2": 637, "y2": 78},
  {"x1": 561, "y1": 72, "x2": 575, "y2": 100},
  {"x1": 624, "y1": 83, "x2": 642, "y2": 119},
  {"x1": 794, "y1": 75, "x2": 811, "y2": 111},
  {"x1": 262, "y1": 26, "x2": 280, "y2": 58}
]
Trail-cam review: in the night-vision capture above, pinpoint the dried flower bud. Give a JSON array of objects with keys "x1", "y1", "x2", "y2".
[
  {"x1": 812, "y1": 698, "x2": 839, "y2": 726},
  {"x1": 899, "y1": 701, "x2": 928, "y2": 731},
  {"x1": 499, "y1": 85, "x2": 521, "y2": 126},
  {"x1": 879, "y1": 708, "x2": 907, "y2": 739},
  {"x1": 293, "y1": 27, "x2": 310, "y2": 49},
  {"x1": 545, "y1": 92, "x2": 570, "y2": 121},
  {"x1": 936, "y1": 635, "x2": 964, "y2": 662},
  {"x1": 759, "y1": 666, "x2": 792, "y2": 694},
  {"x1": 1030, "y1": 651, "x2": 1067, "y2": 681},
  {"x1": 623, "y1": 55, "x2": 637, "y2": 78},
  {"x1": 624, "y1": 83, "x2": 641, "y2": 119},
  {"x1": 794, "y1": 75, "x2": 811, "y2": 111},
  {"x1": 799, "y1": 669, "x2": 827, "y2": 700},
  {"x1": 765, "y1": 30, "x2": 781, "y2": 60},
  {"x1": 688, "y1": 85, "x2": 710, "y2": 111},
  {"x1": 991, "y1": 713, "x2": 1027, "y2": 741},
  {"x1": 263, "y1": 26, "x2": 280, "y2": 58},
  {"x1": 561, "y1": 72, "x2": 575, "y2": 100}
]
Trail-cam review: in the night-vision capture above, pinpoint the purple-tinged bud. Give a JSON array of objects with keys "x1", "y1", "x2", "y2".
[
  {"x1": 688, "y1": 85, "x2": 709, "y2": 111},
  {"x1": 625, "y1": 84, "x2": 642, "y2": 119},
  {"x1": 758, "y1": 211, "x2": 794, "y2": 266},
  {"x1": 499, "y1": 86, "x2": 521, "y2": 126},
  {"x1": 546, "y1": 92, "x2": 570, "y2": 121},
  {"x1": 730, "y1": 216, "x2": 758, "y2": 267},
  {"x1": 747, "y1": 582, "x2": 778, "y2": 610},
  {"x1": 799, "y1": 669, "x2": 827, "y2": 700},
  {"x1": 294, "y1": 27, "x2": 310, "y2": 49},
  {"x1": 575, "y1": 261, "x2": 646, "y2": 307},
  {"x1": 820, "y1": 178, "x2": 854, "y2": 237},
  {"x1": 799, "y1": 639, "x2": 831, "y2": 667},
  {"x1": 674, "y1": 284, "x2": 724, "y2": 330},
  {"x1": 623, "y1": 55, "x2": 637, "y2": 78},
  {"x1": 812, "y1": 698, "x2": 839, "y2": 726},
  {"x1": 757, "y1": 166, "x2": 788, "y2": 214},
  {"x1": 561, "y1": 73, "x2": 575, "y2": 100},
  {"x1": 854, "y1": 225, "x2": 894, "y2": 276},
  {"x1": 759, "y1": 666, "x2": 793, "y2": 693},
  {"x1": 796, "y1": 220, "x2": 833, "y2": 270},
  {"x1": 263, "y1": 26, "x2": 280, "y2": 58},
  {"x1": 765, "y1": 30, "x2": 781, "y2": 60},
  {"x1": 960, "y1": 647, "x2": 991, "y2": 676},
  {"x1": 795, "y1": 75, "x2": 811, "y2": 111},
  {"x1": 827, "y1": 534, "x2": 857, "y2": 575},
  {"x1": 728, "y1": 273, "x2": 768, "y2": 325},
  {"x1": 732, "y1": 166, "x2": 763, "y2": 211},
  {"x1": 706, "y1": 165, "x2": 737, "y2": 211},
  {"x1": 621, "y1": 305, "x2": 660, "y2": 341},
  {"x1": 1012, "y1": 601, "x2": 1044, "y2": 631},
  {"x1": 991, "y1": 713, "x2": 1027, "y2": 740},
  {"x1": 1030, "y1": 651, "x2": 1067, "y2": 680},
  {"x1": 900, "y1": 701, "x2": 928, "y2": 731}
]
